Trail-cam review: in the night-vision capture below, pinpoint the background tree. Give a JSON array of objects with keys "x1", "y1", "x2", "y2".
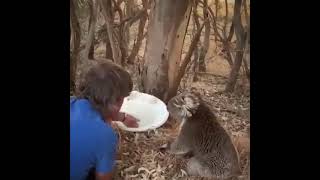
[
  {"x1": 70, "y1": 0, "x2": 81, "y2": 93},
  {"x1": 69, "y1": 1, "x2": 250, "y2": 178},
  {"x1": 71, "y1": 0, "x2": 250, "y2": 95},
  {"x1": 139, "y1": 0, "x2": 193, "y2": 102},
  {"x1": 225, "y1": 0, "x2": 247, "y2": 92}
]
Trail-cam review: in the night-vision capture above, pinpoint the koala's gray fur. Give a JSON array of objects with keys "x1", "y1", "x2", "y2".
[{"x1": 167, "y1": 91, "x2": 241, "y2": 179}]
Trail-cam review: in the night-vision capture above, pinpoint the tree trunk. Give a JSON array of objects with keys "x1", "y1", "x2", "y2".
[
  {"x1": 113, "y1": 0, "x2": 128, "y2": 65},
  {"x1": 99, "y1": 0, "x2": 122, "y2": 64},
  {"x1": 225, "y1": 0, "x2": 246, "y2": 93},
  {"x1": 223, "y1": 0, "x2": 229, "y2": 39},
  {"x1": 192, "y1": 1, "x2": 200, "y2": 30},
  {"x1": 70, "y1": 16, "x2": 73, "y2": 49},
  {"x1": 127, "y1": 0, "x2": 148, "y2": 64},
  {"x1": 141, "y1": 0, "x2": 192, "y2": 102},
  {"x1": 192, "y1": 1, "x2": 200, "y2": 81},
  {"x1": 125, "y1": 0, "x2": 134, "y2": 49},
  {"x1": 243, "y1": 20, "x2": 250, "y2": 81},
  {"x1": 84, "y1": 0, "x2": 97, "y2": 60},
  {"x1": 192, "y1": 19, "x2": 200, "y2": 82},
  {"x1": 70, "y1": 0, "x2": 81, "y2": 92},
  {"x1": 243, "y1": 0, "x2": 249, "y2": 25},
  {"x1": 105, "y1": 33, "x2": 113, "y2": 59},
  {"x1": 89, "y1": 43, "x2": 95, "y2": 59},
  {"x1": 170, "y1": 22, "x2": 205, "y2": 97},
  {"x1": 214, "y1": 0, "x2": 219, "y2": 41},
  {"x1": 198, "y1": 0, "x2": 210, "y2": 72},
  {"x1": 119, "y1": 25, "x2": 128, "y2": 65},
  {"x1": 101, "y1": 0, "x2": 113, "y2": 60},
  {"x1": 88, "y1": 0, "x2": 95, "y2": 60},
  {"x1": 192, "y1": 44, "x2": 199, "y2": 82},
  {"x1": 224, "y1": 22, "x2": 235, "y2": 67}
]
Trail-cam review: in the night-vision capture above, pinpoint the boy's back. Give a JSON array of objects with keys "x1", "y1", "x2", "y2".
[{"x1": 70, "y1": 98, "x2": 118, "y2": 180}]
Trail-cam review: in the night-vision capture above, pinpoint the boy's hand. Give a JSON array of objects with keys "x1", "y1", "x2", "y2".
[{"x1": 122, "y1": 114, "x2": 139, "y2": 128}]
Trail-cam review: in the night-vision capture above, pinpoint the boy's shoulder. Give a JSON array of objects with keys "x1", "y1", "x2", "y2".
[{"x1": 70, "y1": 98, "x2": 117, "y2": 143}]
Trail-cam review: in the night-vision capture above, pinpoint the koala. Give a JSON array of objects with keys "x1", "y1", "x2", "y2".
[{"x1": 166, "y1": 90, "x2": 241, "y2": 179}]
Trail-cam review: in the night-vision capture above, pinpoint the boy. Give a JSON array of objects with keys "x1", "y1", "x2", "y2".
[{"x1": 70, "y1": 61, "x2": 138, "y2": 180}]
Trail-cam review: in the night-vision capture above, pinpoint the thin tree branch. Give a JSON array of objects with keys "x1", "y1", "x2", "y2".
[
  {"x1": 223, "y1": 0, "x2": 229, "y2": 39},
  {"x1": 179, "y1": 21, "x2": 206, "y2": 76},
  {"x1": 199, "y1": 0, "x2": 223, "y2": 41},
  {"x1": 84, "y1": 0, "x2": 98, "y2": 60},
  {"x1": 127, "y1": 0, "x2": 148, "y2": 64},
  {"x1": 243, "y1": 0, "x2": 249, "y2": 25},
  {"x1": 172, "y1": 20, "x2": 206, "y2": 93},
  {"x1": 98, "y1": 0, "x2": 122, "y2": 64},
  {"x1": 115, "y1": 9, "x2": 147, "y2": 27}
]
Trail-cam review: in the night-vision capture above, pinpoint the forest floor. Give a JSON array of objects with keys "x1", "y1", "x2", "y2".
[
  {"x1": 109, "y1": 70, "x2": 250, "y2": 180},
  {"x1": 76, "y1": 49, "x2": 250, "y2": 180},
  {"x1": 75, "y1": 6, "x2": 250, "y2": 178}
]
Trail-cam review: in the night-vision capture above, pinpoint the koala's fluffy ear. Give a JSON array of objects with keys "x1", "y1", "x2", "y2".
[
  {"x1": 190, "y1": 87, "x2": 201, "y2": 96},
  {"x1": 183, "y1": 95, "x2": 200, "y2": 112},
  {"x1": 190, "y1": 87, "x2": 197, "y2": 93},
  {"x1": 184, "y1": 96, "x2": 195, "y2": 107}
]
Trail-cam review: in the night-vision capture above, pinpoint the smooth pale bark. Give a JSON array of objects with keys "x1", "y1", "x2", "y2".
[{"x1": 141, "y1": 0, "x2": 192, "y2": 102}]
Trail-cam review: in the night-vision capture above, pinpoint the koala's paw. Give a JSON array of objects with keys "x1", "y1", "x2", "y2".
[
  {"x1": 159, "y1": 143, "x2": 170, "y2": 153},
  {"x1": 183, "y1": 151, "x2": 194, "y2": 158}
]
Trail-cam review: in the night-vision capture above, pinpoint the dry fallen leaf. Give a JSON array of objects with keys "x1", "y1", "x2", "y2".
[
  {"x1": 181, "y1": 169, "x2": 187, "y2": 177},
  {"x1": 124, "y1": 165, "x2": 136, "y2": 173}
]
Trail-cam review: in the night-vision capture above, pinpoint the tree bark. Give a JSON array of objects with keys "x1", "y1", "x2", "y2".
[
  {"x1": 113, "y1": 0, "x2": 128, "y2": 65},
  {"x1": 214, "y1": 0, "x2": 219, "y2": 41},
  {"x1": 141, "y1": 0, "x2": 192, "y2": 102},
  {"x1": 99, "y1": 0, "x2": 122, "y2": 64},
  {"x1": 225, "y1": 0, "x2": 246, "y2": 93},
  {"x1": 88, "y1": 0, "x2": 95, "y2": 59},
  {"x1": 127, "y1": 0, "x2": 148, "y2": 64},
  {"x1": 205, "y1": 3, "x2": 223, "y2": 42},
  {"x1": 89, "y1": 43, "x2": 95, "y2": 59},
  {"x1": 192, "y1": 45, "x2": 199, "y2": 82},
  {"x1": 170, "y1": 22, "x2": 206, "y2": 98},
  {"x1": 192, "y1": 1, "x2": 200, "y2": 81},
  {"x1": 105, "y1": 32, "x2": 113, "y2": 59},
  {"x1": 70, "y1": 0, "x2": 81, "y2": 92},
  {"x1": 124, "y1": 0, "x2": 134, "y2": 49},
  {"x1": 198, "y1": 0, "x2": 210, "y2": 72},
  {"x1": 84, "y1": 0, "x2": 97, "y2": 60},
  {"x1": 202, "y1": 1, "x2": 234, "y2": 67},
  {"x1": 243, "y1": 0, "x2": 249, "y2": 25},
  {"x1": 243, "y1": 20, "x2": 250, "y2": 81},
  {"x1": 192, "y1": 1, "x2": 200, "y2": 30},
  {"x1": 223, "y1": 0, "x2": 229, "y2": 39},
  {"x1": 119, "y1": 25, "x2": 128, "y2": 65}
]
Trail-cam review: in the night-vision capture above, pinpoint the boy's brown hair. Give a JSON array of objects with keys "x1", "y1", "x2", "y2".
[{"x1": 76, "y1": 61, "x2": 133, "y2": 116}]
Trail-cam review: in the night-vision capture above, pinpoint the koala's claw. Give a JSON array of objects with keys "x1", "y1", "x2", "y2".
[
  {"x1": 159, "y1": 143, "x2": 169, "y2": 153},
  {"x1": 183, "y1": 151, "x2": 194, "y2": 158}
]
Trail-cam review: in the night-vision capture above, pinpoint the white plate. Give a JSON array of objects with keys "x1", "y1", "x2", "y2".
[{"x1": 113, "y1": 91, "x2": 169, "y2": 132}]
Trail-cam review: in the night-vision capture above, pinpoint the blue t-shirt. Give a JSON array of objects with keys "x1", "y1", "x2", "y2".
[{"x1": 70, "y1": 98, "x2": 118, "y2": 180}]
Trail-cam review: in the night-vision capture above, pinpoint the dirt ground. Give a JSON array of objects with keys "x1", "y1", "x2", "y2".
[
  {"x1": 108, "y1": 68, "x2": 250, "y2": 180},
  {"x1": 75, "y1": 1, "x2": 250, "y2": 178},
  {"x1": 76, "y1": 47, "x2": 250, "y2": 180}
]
